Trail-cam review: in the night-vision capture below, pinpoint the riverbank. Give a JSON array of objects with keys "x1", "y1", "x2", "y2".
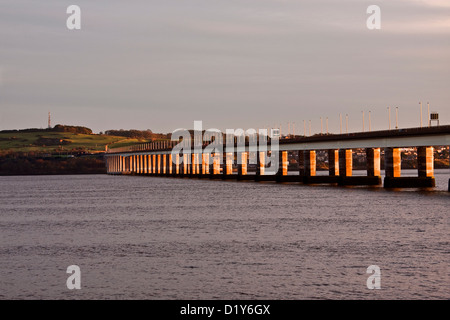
[{"x1": 0, "y1": 156, "x2": 106, "y2": 175}]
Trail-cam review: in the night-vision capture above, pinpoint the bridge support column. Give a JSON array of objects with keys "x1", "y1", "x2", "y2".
[
  {"x1": 162, "y1": 154, "x2": 167, "y2": 175},
  {"x1": 338, "y1": 148, "x2": 382, "y2": 186},
  {"x1": 204, "y1": 153, "x2": 210, "y2": 175},
  {"x1": 302, "y1": 150, "x2": 316, "y2": 184},
  {"x1": 328, "y1": 149, "x2": 339, "y2": 176},
  {"x1": 183, "y1": 153, "x2": 188, "y2": 176},
  {"x1": 418, "y1": 146, "x2": 434, "y2": 178},
  {"x1": 178, "y1": 153, "x2": 183, "y2": 175},
  {"x1": 237, "y1": 152, "x2": 248, "y2": 179},
  {"x1": 258, "y1": 151, "x2": 265, "y2": 176},
  {"x1": 143, "y1": 155, "x2": 147, "y2": 174},
  {"x1": 384, "y1": 147, "x2": 401, "y2": 178},
  {"x1": 384, "y1": 147, "x2": 435, "y2": 188},
  {"x1": 255, "y1": 151, "x2": 265, "y2": 180},
  {"x1": 222, "y1": 152, "x2": 233, "y2": 178},
  {"x1": 367, "y1": 148, "x2": 381, "y2": 177},
  {"x1": 186, "y1": 153, "x2": 191, "y2": 175},
  {"x1": 173, "y1": 153, "x2": 179, "y2": 175},
  {"x1": 130, "y1": 154, "x2": 136, "y2": 174},
  {"x1": 149, "y1": 154, "x2": 152, "y2": 174},
  {"x1": 147, "y1": 154, "x2": 152, "y2": 174},
  {"x1": 152, "y1": 154, "x2": 156, "y2": 175},
  {"x1": 191, "y1": 153, "x2": 196, "y2": 175},
  {"x1": 298, "y1": 151, "x2": 305, "y2": 177},
  {"x1": 197, "y1": 153, "x2": 202, "y2": 176},
  {"x1": 211, "y1": 153, "x2": 221, "y2": 176},
  {"x1": 276, "y1": 151, "x2": 293, "y2": 182},
  {"x1": 135, "y1": 155, "x2": 139, "y2": 174},
  {"x1": 167, "y1": 153, "x2": 172, "y2": 175},
  {"x1": 156, "y1": 154, "x2": 161, "y2": 175},
  {"x1": 200, "y1": 153, "x2": 206, "y2": 176},
  {"x1": 384, "y1": 147, "x2": 401, "y2": 188},
  {"x1": 304, "y1": 150, "x2": 316, "y2": 176},
  {"x1": 338, "y1": 149, "x2": 362, "y2": 185},
  {"x1": 339, "y1": 149, "x2": 352, "y2": 177}
]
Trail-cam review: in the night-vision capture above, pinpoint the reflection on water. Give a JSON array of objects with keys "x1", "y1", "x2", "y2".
[{"x1": 0, "y1": 171, "x2": 448, "y2": 299}]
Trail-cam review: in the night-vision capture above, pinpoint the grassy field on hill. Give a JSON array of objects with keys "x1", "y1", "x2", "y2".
[{"x1": 0, "y1": 131, "x2": 148, "y2": 155}]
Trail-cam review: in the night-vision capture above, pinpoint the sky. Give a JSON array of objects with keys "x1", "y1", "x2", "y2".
[{"x1": 0, "y1": 0, "x2": 449, "y2": 134}]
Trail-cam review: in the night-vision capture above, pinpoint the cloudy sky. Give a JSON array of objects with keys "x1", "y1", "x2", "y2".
[{"x1": 0, "y1": 0, "x2": 449, "y2": 134}]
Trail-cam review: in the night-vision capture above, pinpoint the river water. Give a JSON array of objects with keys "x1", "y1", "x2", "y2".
[{"x1": 0, "y1": 170, "x2": 449, "y2": 299}]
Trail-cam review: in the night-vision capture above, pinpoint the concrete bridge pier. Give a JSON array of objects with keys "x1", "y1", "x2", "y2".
[
  {"x1": 191, "y1": 153, "x2": 196, "y2": 177},
  {"x1": 302, "y1": 150, "x2": 317, "y2": 184},
  {"x1": 178, "y1": 153, "x2": 182, "y2": 176},
  {"x1": 383, "y1": 147, "x2": 402, "y2": 188},
  {"x1": 298, "y1": 150, "x2": 305, "y2": 177},
  {"x1": 147, "y1": 154, "x2": 153, "y2": 175},
  {"x1": 135, "y1": 155, "x2": 140, "y2": 174},
  {"x1": 237, "y1": 152, "x2": 251, "y2": 180},
  {"x1": 339, "y1": 149, "x2": 352, "y2": 177},
  {"x1": 165, "y1": 153, "x2": 172, "y2": 176},
  {"x1": 182, "y1": 153, "x2": 188, "y2": 177},
  {"x1": 328, "y1": 149, "x2": 339, "y2": 177},
  {"x1": 143, "y1": 154, "x2": 148, "y2": 175},
  {"x1": 151, "y1": 154, "x2": 156, "y2": 176},
  {"x1": 114, "y1": 156, "x2": 117, "y2": 173},
  {"x1": 130, "y1": 155, "x2": 134, "y2": 174},
  {"x1": 222, "y1": 152, "x2": 234, "y2": 179},
  {"x1": 276, "y1": 151, "x2": 296, "y2": 182},
  {"x1": 155, "y1": 154, "x2": 160, "y2": 176},
  {"x1": 339, "y1": 148, "x2": 382, "y2": 186},
  {"x1": 417, "y1": 146, "x2": 434, "y2": 178},
  {"x1": 106, "y1": 156, "x2": 110, "y2": 174},
  {"x1": 173, "y1": 153, "x2": 179, "y2": 176},
  {"x1": 384, "y1": 147, "x2": 435, "y2": 188},
  {"x1": 200, "y1": 153, "x2": 208, "y2": 178},
  {"x1": 109, "y1": 156, "x2": 113, "y2": 173},
  {"x1": 210, "y1": 153, "x2": 221, "y2": 178},
  {"x1": 161, "y1": 154, "x2": 166, "y2": 175},
  {"x1": 197, "y1": 153, "x2": 202, "y2": 177},
  {"x1": 337, "y1": 149, "x2": 359, "y2": 186},
  {"x1": 255, "y1": 151, "x2": 266, "y2": 181}
]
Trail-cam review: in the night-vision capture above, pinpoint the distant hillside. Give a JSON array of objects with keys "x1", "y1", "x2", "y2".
[
  {"x1": 0, "y1": 125, "x2": 153, "y2": 155},
  {"x1": 105, "y1": 129, "x2": 169, "y2": 140},
  {"x1": 1, "y1": 124, "x2": 92, "y2": 135}
]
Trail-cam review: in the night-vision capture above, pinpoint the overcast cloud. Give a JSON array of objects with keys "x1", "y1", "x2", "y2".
[{"x1": 0, "y1": 0, "x2": 449, "y2": 133}]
